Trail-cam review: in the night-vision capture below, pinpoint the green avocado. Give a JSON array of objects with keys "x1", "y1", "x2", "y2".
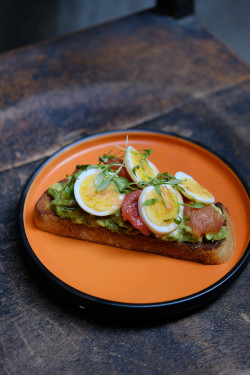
[
  {"x1": 48, "y1": 178, "x2": 227, "y2": 243},
  {"x1": 162, "y1": 222, "x2": 227, "y2": 243},
  {"x1": 48, "y1": 179, "x2": 139, "y2": 235}
]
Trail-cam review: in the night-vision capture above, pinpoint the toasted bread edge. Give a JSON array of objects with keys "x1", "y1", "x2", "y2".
[{"x1": 34, "y1": 192, "x2": 236, "y2": 265}]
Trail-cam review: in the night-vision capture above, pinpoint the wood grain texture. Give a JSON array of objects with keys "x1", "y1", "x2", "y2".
[
  {"x1": 1, "y1": 13, "x2": 250, "y2": 172},
  {"x1": 0, "y1": 9, "x2": 249, "y2": 375},
  {"x1": 136, "y1": 79, "x2": 250, "y2": 183}
]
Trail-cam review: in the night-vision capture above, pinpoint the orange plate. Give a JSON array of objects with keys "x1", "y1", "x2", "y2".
[{"x1": 20, "y1": 131, "x2": 250, "y2": 314}]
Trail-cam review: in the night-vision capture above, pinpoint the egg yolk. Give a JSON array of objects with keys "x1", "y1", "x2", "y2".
[
  {"x1": 79, "y1": 173, "x2": 121, "y2": 212},
  {"x1": 144, "y1": 187, "x2": 179, "y2": 226},
  {"x1": 181, "y1": 178, "x2": 213, "y2": 200},
  {"x1": 130, "y1": 151, "x2": 155, "y2": 181}
]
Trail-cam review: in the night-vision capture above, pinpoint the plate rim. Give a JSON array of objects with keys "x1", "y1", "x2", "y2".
[{"x1": 18, "y1": 129, "x2": 250, "y2": 318}]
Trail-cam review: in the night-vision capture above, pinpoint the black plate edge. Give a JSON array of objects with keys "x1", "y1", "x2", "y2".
[{"x1": 18, "y1": 129, "x2": 250, "y2": 319}]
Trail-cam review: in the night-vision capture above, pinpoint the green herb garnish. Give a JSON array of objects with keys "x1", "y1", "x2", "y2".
[{"x1": 74, "y1": 137, "x2": 205, "y2": 227}]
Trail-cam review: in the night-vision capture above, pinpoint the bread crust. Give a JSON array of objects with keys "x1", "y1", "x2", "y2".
[{"x1": 34, "y1": 192, "x2": 236, "y2": 265}]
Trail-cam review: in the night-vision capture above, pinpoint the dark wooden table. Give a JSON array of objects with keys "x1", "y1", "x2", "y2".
[{"x1": 1, "y1": 9, "x2": 249, "y2": 375}]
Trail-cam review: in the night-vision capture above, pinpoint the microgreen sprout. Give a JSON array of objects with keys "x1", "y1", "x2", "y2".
[{"x1": 74, "y1": 137, "x2": 205, "y2": 226}]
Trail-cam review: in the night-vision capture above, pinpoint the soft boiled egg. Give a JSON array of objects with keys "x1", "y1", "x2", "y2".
[
  {"x1": 138, "y1": 185, "x2": 184, "y2": 235},
  {"x1": 74, "y1": 168, "x2": 125, "y2": 216},
  {"x1": 175, "y1": 171, "x2": 215, "y2": 204},
  {"x1": 124, "y1": 146, "x2": 159, "y2": 184}
]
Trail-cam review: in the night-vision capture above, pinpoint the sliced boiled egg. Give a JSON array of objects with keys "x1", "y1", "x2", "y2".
[
  {"x1": 138, "y1": 185, "x2": 184, "y2": 235},
  {"x1": 175, "y1": 171, "x2": 215, "y2": 204},
  {"x1": 74, "y1": 168, "x2": 125, "y2": 216},
  {"x1": 124, "y1": 146, "x2": 159, "y2": 184}
]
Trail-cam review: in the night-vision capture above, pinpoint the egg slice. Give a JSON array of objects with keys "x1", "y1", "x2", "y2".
[
  {"x1": 124, "y1": 146, "x2": 159, "y2": 183},
  {"x1": 74, "y1": 168, "x2": 125, "y2": 216},
  {"x1": 138, "y1": 185, "x2": 184, "y2": 235},
  {"x1": 175, "y1": 171, "x2": 215, "y2": 204}
]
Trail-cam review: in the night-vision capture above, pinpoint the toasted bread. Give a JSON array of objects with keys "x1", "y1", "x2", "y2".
[{"x1": 34, "y1": 191, "x2": 235, "y2": 265}]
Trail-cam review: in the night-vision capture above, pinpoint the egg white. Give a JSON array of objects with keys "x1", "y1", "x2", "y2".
[
  {"x1": 175, "y1": 171, "x2": 215, "y2": 204},
  {"x1": 74, "y1": 168, "x2": 125, "y2": 216},
  {"x1": 124, "y1": 146, "x2": 159, "y2": 184},
  {"x1": 138, "y1": 185, "x2": 184, "y2": 235}
]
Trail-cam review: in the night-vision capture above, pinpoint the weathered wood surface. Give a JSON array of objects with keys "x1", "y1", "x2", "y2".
[
  {"x1": 0, "y1": 10, "x2": 249, "y2": 375},
  {"x1": 1, "y1": 13, "x2": 250, "y2": 172}
]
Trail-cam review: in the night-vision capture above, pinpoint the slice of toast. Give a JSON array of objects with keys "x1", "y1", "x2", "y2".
[{"x1": 34, "y1": 191, "x2": 236, "y2": 265}]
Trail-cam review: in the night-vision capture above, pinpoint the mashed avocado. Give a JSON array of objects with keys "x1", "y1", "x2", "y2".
[
  {"x1": 48, "y1": 178, "x2": 227, "y2": 242},
  {"x1": 162, "y1": 223, "x2": 227, "y2": 243},
  {"x1": 48, "y1": 180, "x2": 139, "y2": 235}
]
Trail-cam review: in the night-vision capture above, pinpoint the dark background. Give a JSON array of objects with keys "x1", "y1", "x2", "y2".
[{"x1": 0, "y1": 0, "x2": 249, "y2": 64}]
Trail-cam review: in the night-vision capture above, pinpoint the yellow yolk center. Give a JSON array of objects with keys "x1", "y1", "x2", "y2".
[
  {"x1": 130, "y1": 152, "x2": 155, "y2": 180},
  {"x1": 181, "y1": 178, "x2": 213, "y2": 200},
  {"x1": 79, "y1": 173, "x2": 121, "y2": 212},
  {"x1": 144, "y1": 187, "x2": 179, "y2": 226}
]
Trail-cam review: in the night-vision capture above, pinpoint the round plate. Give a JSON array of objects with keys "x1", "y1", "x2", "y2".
[{"x1": 19, "y1": 130, "x2": 250, "y2": 318}]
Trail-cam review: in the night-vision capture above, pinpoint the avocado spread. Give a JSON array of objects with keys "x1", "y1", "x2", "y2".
[
  {"x1": 48, "y1": 178, "x2": 227, "y2": 243},
  {"x1": 162, "y1": 223, "x2": 227, "y2": 243},
  {"x1": 48, "y1": 179, "x2": 139, "y2": 235}
]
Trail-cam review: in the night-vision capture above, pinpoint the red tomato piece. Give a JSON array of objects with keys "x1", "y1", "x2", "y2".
[
  {"x1": 122, "y1": 190, "x2": 151, "y2": 236},
  {"x1": 105, "y1": 158, "x2": 132, "y2": 181},
  {"x1": 184, "y1": 204, "x2": 224, "y2": 238}
]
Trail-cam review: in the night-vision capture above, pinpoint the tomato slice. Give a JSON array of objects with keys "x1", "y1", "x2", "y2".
[
  {"x1": 105, "y1": 158, "x2": 132, "y2": 181},
  {"x1": 184, "y1": 204, "x2": 224, "y2": 238},
  {"x1": 122, "y1": 190, "x2": 151, "y2": 236}
]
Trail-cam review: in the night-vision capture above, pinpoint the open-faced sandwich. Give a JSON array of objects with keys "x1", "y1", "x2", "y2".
[{"x1": 34, "y1": 139, "x2": 236, "y2": 264}]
